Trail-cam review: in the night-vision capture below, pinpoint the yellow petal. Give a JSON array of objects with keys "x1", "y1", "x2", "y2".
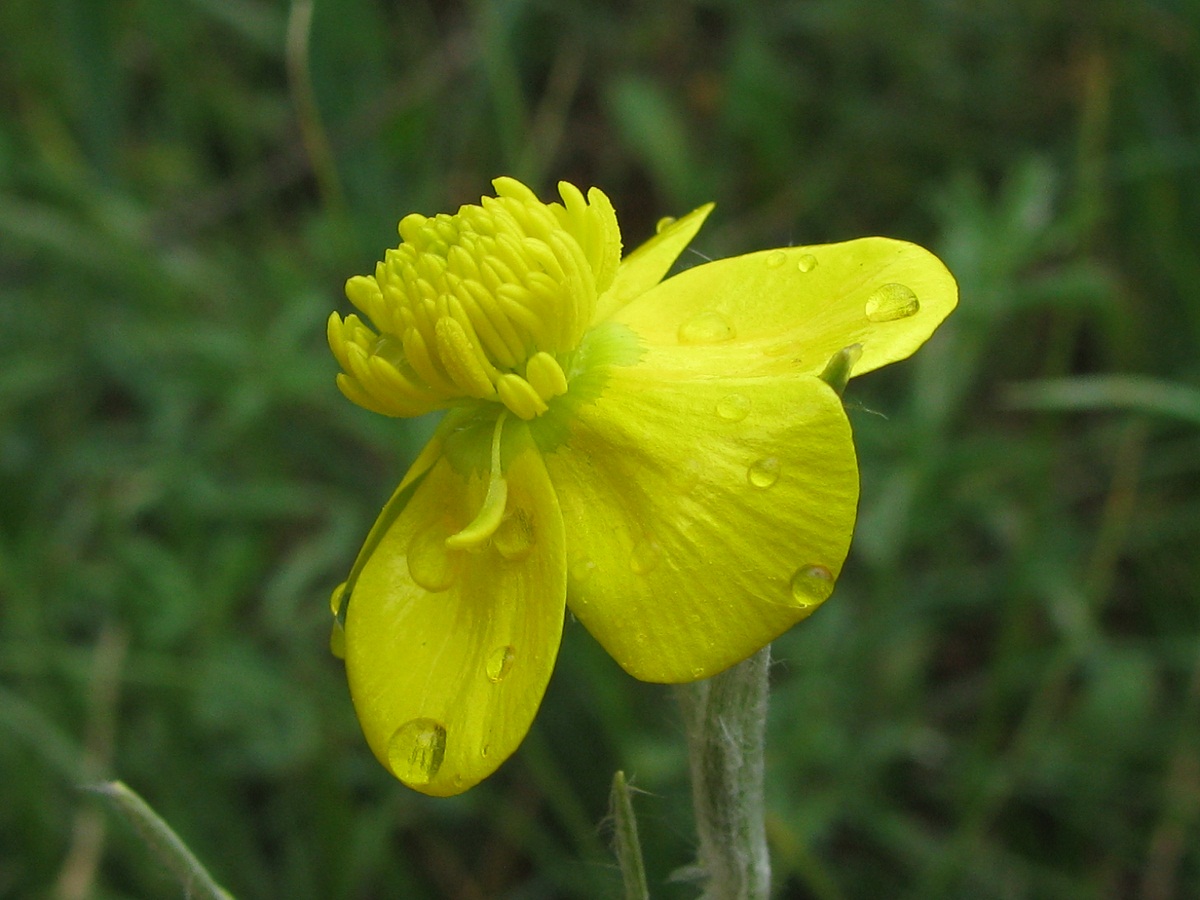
[
  {"x1": 345, "y1": 430, "x2": 566, "y2": 796},
  {"x1": 594, "y1": 203, "x2": 714, "y2": 323},
  {"x1": 613, "y1": 237, "x2": 957, "y2": 379},
  {"x1": 543, "y1": 365, "x2": 858, "y2": 683}
]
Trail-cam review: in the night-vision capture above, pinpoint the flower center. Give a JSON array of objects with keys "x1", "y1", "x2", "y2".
[{"x1": 328, "y1": 178, "x2": 621, "y2": 420}]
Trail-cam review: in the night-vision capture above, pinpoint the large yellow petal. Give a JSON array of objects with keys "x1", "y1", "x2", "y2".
[
  {"x1": 613, "y1": 237, "x2": 957, "y2": 379},
  {"x1": 345, "y1": 430, "x2": 566, "y2": 796},
  {"x1": 543, "y1": 365, "x2": 859, "y2": 683},
  {"x1": 594, "y1": 203, "x2": 714, "y2": 323}
]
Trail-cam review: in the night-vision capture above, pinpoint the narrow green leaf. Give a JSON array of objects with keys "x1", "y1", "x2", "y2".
[
  {"x1": 1006, "y1": 375, "x2": 1200, "y2": 426},
  {"x1": 86, "y1": 781, "x2": 235, "y2": 900},
  {"x1": 610, "y1": 771, "x2": 650, "y2": 900}
]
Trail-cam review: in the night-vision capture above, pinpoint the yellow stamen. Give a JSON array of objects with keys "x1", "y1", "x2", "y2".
[
  {"x1": 496, "y1": 374, "x2": 549, "y2": 420},
  {"x1": 525, "y1": 352, "x2": 569, "y2": 401},
  {"x1": 434, "y1": 317, "x2": 497, "y2": 398}
]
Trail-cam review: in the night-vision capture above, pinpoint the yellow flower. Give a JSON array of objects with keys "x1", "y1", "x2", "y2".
[{"x1": 327, "y1": 178, "x2": 956, "y2": 796}]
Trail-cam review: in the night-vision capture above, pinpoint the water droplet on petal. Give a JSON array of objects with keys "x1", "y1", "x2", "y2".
[
  {"x1": 493, "y1": 507, "x2": 535, "y2": 561},
  {"x1": 747, "y1": 457, "x2": 781, "y2": 489},
  {"x1": 765, "y1": 249, "x2": 787, "y2": 268},
  {"x1": 789, "y1": 565, "x2": 835, "y2": 609},
  {"x1": 655, "y1": 216, "x2": 677, "y2": 233},
  {"x1": 630, "y1": 538, "x2": 661, "y2": 575},
  {"x1": 481, "y1": 744, "x2": 490, "y2": 758},
  {"x1": 690, "y1": 665, "x2": 705, "y2": 678},
  {"x1": 678, "y1": 310, "x2": 736, "y2": 345},
  {"x1": 387, "y1": 718, "x2": 447, "y2": 785},
  {"x1": 570, "y1": 557, "x2": 597, "y2": 583},
  {"x1": 486, "y1": 645, "x2": 516, "y2": 682},
  {"x1": 716, "y1": 393, "x2": 751, "y2": 422},
  {"x1": 864, "y1": 283, "x2": 920, "y2": 322},
  {"x1": 407, "y1": 526, "x2": 459, "y2": 592},
  {"x1": 796, "y1": 253, "x2": 818, "y2": 273}
]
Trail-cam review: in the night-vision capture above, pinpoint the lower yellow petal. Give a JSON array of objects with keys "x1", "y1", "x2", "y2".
[
  {"x1": 345, "y1": 430, "x2": 566, "y2": 796},
  {"x1": 544, "y1": 366, "x2": 859, "y2": 683}
]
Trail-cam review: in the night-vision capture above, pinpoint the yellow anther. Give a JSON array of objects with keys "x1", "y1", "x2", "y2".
[
  {"x1": 446, "y1": 414, "x2": 509, "y2": 550},
  {"x1": 496, "y1": 374, "x2": 548, "y2": 420},
  {"x1": 434, "y1": 316, "x2": 496, "y2": 398},
  {"x1": 525, "y1": 352, "x2": 568, "y2": 401}
]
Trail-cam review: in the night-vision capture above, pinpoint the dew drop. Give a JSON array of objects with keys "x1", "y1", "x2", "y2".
[
  {"x1": 864, "y1": 283, "x2": 920, "y2": 322},
  {"x1": 747, "y1": 457, "x2": 781, "y2": 489},
  {"x1": 789, "y1": 565, "x2": 835, "y2": 609},
  {"x1": 655, "y1": 216, "x2": 677, "y2": 233},
  {"x1": 678, "y1": 310, "x2": 736, "y2": 345},
  {"x1": 493, "y1": 507, "x2": 535, "y2": 561},
  {"x1": 796, "y1": 253, "x2": 818, "y2": 273},
  {"x1": 690, "y1": 666, "x2": 705, "y2": 678},
  {"x1": 630, "y1": 538, "x2": 661, "y2": 575},
  {"x1": 716, "y1": 393, "x2": 751, "y2": 422},
  {"x1": 570, "y1": 557, "x2": 597, "y2": 583},
  {"x1": 486, "y1": 645, "x2": 516, "y2": 682},
  {"x1": 765, "y1": 249, "x2": 787, "y2": 268},
  {"x1": 407, "y1": 526, "x2": 458, "y2": 592},
  {"x1": 481, "y1": 743, "x2": 490, "y2": 758},
  {"x1": 387, "y1": 718, "x2": 447, "y2": 785}
]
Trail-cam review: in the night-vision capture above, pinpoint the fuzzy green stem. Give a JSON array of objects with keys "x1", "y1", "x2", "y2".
[{"x1": 676, "y1": 645, "x2": 771, "y2": 900}]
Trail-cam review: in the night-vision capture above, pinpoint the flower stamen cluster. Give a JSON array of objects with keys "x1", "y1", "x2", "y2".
[{"x1": 327, "y1": 177, "x2": 621, "y2": 420}]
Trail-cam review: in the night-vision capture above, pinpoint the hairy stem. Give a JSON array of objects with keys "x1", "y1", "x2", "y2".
[{"x1": 676, "y1": 645, "x2": 771, "y2": 900}]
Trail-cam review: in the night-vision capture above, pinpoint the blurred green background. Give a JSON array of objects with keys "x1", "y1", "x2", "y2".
[{"x1": 3, "y1": 0, "x2": 1199, "y2": 897}]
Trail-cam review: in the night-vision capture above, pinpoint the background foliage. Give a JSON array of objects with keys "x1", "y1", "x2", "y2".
[{"x1": 3, "y1": 0, "x2": 1199, "y2": 897}]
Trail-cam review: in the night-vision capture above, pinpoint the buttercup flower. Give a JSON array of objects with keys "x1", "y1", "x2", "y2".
[{"x1": 328, "y1": 178, "x2": 956, "y2": 796}]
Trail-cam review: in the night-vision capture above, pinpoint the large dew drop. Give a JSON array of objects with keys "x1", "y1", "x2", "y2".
[
  {"x1": 387, "y1": 718, "x2": 447, "y2": 785},
  {"x1": 493, "y1": 507, "x2": 535, "y2": 561},
  {"x1": 864, "y1": 283, "x2": 920, "y2": 322},
  {"x1": 570, "y1": 556, "x2": 597, "y2": 583},
  {"x1": 407, "y1": 526, "x2": 458, "y2": 592},
  {"x1": 716, "y1": 393, "x2": 752, "y2": 422},
  {"x1": 486, "y1": 645, "x2": 516, "y2": 682},
  {"x1": 747, "y1": 457, "x2": 781, "y2": 489},
  {"x1": 765, "y1": 250, "x2": 787, "y2": 268},
  {"x1": 796, "y1": 253, "x2": 818, "y2": 273},
  {"x1": 678, "y1": 311, "x2": 736, "y2": 345},
  {"x1": 789, "y1": 564, "x2": 835, "y2": 609}
]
